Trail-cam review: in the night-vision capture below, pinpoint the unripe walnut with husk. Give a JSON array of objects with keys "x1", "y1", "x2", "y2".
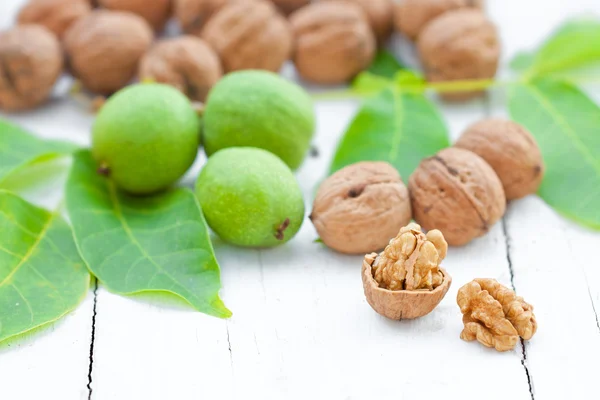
[
  {"x1": 409, "y1": 147, "x2": 506, "y2": 246},
  {"x1": 290, "y1": 1, "x2": 376, "y2": 84},
  {"x1": 395, "y1": 0, "x2": 483, "y2": 40},
  {"x1": 310, "y1": 162, "x2": 412, "y2": 255},
  {"x1": 325, "y1": 0, "x2": 395, "y2": 45},
  {"x1": 98, "y1": 0, "x2": 171, "y2": 31},
  {"x1": 17, "y1": 0, "x2": 92, "y2": 38},
  {"x1": 64, "y1": 10, "x2": 153, "y2": 94},
  {"x1": 455, "y1": 119, "x2": 545, "y2": 200},
  {"x1": 417, "y1": 9, "x2": 499, "y2": 101},
  {"x1": 175, "y1": 0, "x2": 254, "y2": 36},
  {"x1": 139, "y1": 36, "x2": 222, "y2": 102},
  {"x1": 0, "y1": 25, "x2": 63, "y2": 112},
  {"x1": 201, "y1": 0, "x2": 292, "y2": 72}
]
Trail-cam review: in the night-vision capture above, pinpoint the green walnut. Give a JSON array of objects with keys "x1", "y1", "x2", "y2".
[
  {"x1": 202, "y1": 70, "x2": 315, "y2": 170},
  {"x1": 92, "y1": 83, "x2": 200, "y2": 195},
  {"x1": 196, "y1": 147, "x2": 305, "y2": 247}
]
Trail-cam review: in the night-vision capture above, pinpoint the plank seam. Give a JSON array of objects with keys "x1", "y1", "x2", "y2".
[{"x1": 87, "y1": 280, "x2": 98, "y2": 400}]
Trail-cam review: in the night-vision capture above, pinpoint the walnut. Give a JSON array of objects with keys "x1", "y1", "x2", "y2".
[
  {"x1": 324, "y1": 0, "x2": 394, "y2": 44},
  {"x1": 98, "y1": 0, "x2": 171, "y2": 31},
  {"x1": 201, "y1": 0, "x2": 292, "y2": 72},
  {"x1": 63, "y1": 10, "x2": 153, "y2": 94},
  {"x1": 457, "y1": 278, "x2": 537, "y2": 351},
  {"x1": 0, "y1": 25, "x2": 63, "y2": 112},
  {"x1": 290, "y1": 1, "x2": 376, "y2": 84},
  {"x1": 139, "y1": 36, "x2": 222, "y2": 102},
  {"x1": 175, "y1": 0, "x2": 253, "y2": 35},
  {"x1": 395, "y1": 0, "x2": 483, "y2": 40},
  {"x1": 409, "y1": 147, "x2": 506, "y2": 246},
  {"x1": 310, "y1": 162, "x2": 412, "y2": 255},
  {"x1": 455, "y1": 119, "x2": 545, "y2": 200},
  {"x1": 417, "y1": 9, "x2": 500, "y2": 101},
  {"x1": 362, "y1": 223, "x2": 452, "y2": 319},
  {"x1": 17, "y1": 0, "x2": 92, "y2": 38},
  {"x1": 269, "y1": 0, "x2": 309, "y2": 15}
]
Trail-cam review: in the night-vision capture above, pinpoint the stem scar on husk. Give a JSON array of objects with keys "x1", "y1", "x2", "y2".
[
  {"x1": 97, "y1": 162, "x2": 111, "y2": 176},
  {"x1": 275, "y1": 218, "x2": 291, "y2": 240}
]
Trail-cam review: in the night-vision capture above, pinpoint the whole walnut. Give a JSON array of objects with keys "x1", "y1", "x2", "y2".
[
  {"x1": 98, "y1": 0, "x2": 171, "y2": 31},
  {"x1": 409, "y1": 147, "x2": 506, "y2": 246},
  {"x1": 17, "y1": 0, "x2": 91, "y2": 38},
  {"x1": 417, "y1": 9, "x2": 499, "y2": 100},
  {"x1": 270, "y1": 0, "x2": 309, "y2": 15},
  {"x1": 201, "y1": 0, "x2": 292, "y2": 72},
  {"x1": 139, "y1": 36, "x2": 222, "y2": 102},
  {"x1": 310, "y1": 162, "x2": 412, "y2": 255},
  {"x1": 290, "y1": 1, "x2": 376, "y2": 84},
  {"x1": 175, "y1": 0, "x2": 253, "y2": 36},
  {"x1": 395, "y1": 0, "x2": 483, "y2": 40},
  {"x1": 456, "y1": 119, "x2": 545, "y2": 200},
  {"x1": 64, "y1": 10, "x2": 153, "y2": 94},
  {"x1": 0, "y1": 25, "x2": 63, "y2": 112},
  {"x1": 325, "y1": 0, "x2": 394, "y2": 44}
]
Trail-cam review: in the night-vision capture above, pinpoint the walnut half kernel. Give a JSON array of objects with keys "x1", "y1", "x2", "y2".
[
  {"x1": 362, "y1": 223, "x2": 452, "y2": 320},
  {"x1": 457, "y1": 278, "x2": 537, "y2": 352}
]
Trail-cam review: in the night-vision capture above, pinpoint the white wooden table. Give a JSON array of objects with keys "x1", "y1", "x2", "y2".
[{"x1": 1, "y1": 1, "x2": 600, "y2": 399}]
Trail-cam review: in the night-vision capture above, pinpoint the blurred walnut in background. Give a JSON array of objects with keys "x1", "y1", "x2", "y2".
[
  {"x1": 175, "y1": 0, "x2": 254, "y2": 36},
  {"x1": 325, "y1": 0, "x2": 394, "y2": 45},
  {"x1": 17, "y1": 0, "x2": 91, "y2": 38},
  {"x1": 98, "y1": 0, "x2": 172, "y2": 31},
  {"x1": 270, "y1": 0, "x2": 309, "y2": 15}
]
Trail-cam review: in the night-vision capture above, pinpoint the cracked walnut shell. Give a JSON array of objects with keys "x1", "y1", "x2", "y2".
[
  {"x1": 0, "y1": 25, "x2": 63, "y2": 112},
  {"x1": 310, "y1": 162, "x2": 412, "y2": 255},
  {"x1": 362, "y1": 223, "x2": 452, "y2": 319},
  {"x1": 409, "y1": 147, "x2": 506, "y2": 246},
  {"x1": 139, "y1": 36, "x2": 222, "y2": 102},
  {"x1": 17, "y1": 0, "x2": 92, "y2": 38},
  {"x1": 290, "y1": 1, "x2": 376, "y2": 84},
  {"x1": 455, "y1": 119, "x2": 545, "y2": 201},
  {"x1": 98, "y1": 0, "x2": 172, "y2": 31},
  {"x1": 457, "y1": 278, "x2": 537, "y2": 351}
]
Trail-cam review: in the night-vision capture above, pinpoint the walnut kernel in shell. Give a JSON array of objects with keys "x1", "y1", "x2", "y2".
[
  {"x1": 17, "y1": 0, "x2": 92, "y2": 38},
  {"x1": 409, "y1": 147, "x2": 506, "y2": 246},
  {"x1": 290, "y1": 1, "x2": 376, "y2": 84},
  {"x1": 325, "y1": 0, "x2": 394, "y2": 44},
  {"x1": 0, "y1": 25, "x2": 63, "y2": 111},
  {"x1": 310, "y1": 162, "x2": 412, "y2": 255},
  {"x1": 139, "y1": 36, "x2": 222, "y2": 102},
  {"x1": 455, "y1": 119, "x2": 545, "y2": 200},
  {"x1": 64, "y1": 10, "x2": 153, "y2": 94},
  {"x1": 98, "y1": 0, "x2": 171, "y2": 31}
]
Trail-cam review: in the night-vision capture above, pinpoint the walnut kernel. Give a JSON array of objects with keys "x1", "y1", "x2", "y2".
[
  {"x1": 455, "y1": 119, "x2": 545, "y2": 200},
  {"x1": 98, "y1": 0, "x2": 171, "y2": 31},
  {"x1": 457, "y1": 278, "x2": 537, "y2": 351},
  {"x1": 17, "y1": 0, "x2": 91, "y2": 38},
  {"x1": 310, "y1": 162, "x2": 412, "y2": 255},
  {"x1": 0, "y1": 25, "x2": 63, "y2": 111}
]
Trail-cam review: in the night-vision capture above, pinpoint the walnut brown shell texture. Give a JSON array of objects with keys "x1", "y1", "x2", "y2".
[
  {"x1": 175, "y1": 0, "x2": 253, "y2": 36},
  {"x1": 98, "y1": 0, "x2": 172, "y2": 31},
  {"x1": 270, "y1": 0, "x2": 309, "y2": 15},
  {"x1": 201, "y1": 0, "x2": 292, "y2": 73},
  {"x1": 290, "y1": 0, "x2": 376, "y2": 84},
  {"x1": 139, "y1": 36, "x2": 223, "y2": 102},
  {"x1": 0, "y1": 25, "x2": 63, "y2": 112},
  {"x1": 325, "y1": 0, "x2": 395, "y2": 44},
  {"x1": 17, "y1": 0, "x2": 92, "y2": 38},
  {"x1": 409, "y1": 147, "x2": 506, "y2": 246},
  {"x1": 362, "y1": 223, "x2": 451, "y2": 320},
  {"x1": 455, "y1": 119, "x2": 545, "y2": 200},
  {"x1": 64, "y1": 10, "x2": 153, "y2": 94},
  {"x1": 310, "y1": 162, "x2": 412, "y2": 255}
]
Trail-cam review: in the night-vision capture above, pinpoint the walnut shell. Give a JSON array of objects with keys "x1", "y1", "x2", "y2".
[
  {"x1": 409, "y1": 147, "x2": 506, "y2": 246},
  {"x1": 64, "y1": 10, "x2": 153, "y2": 94},
  {"x1": 417, "y1": 9, "x2": 499, "y2": 101},
  {"x1": 310, "y1": 162, "x2": 412, "y2": 255},
  {"x1": 325, "y1": 0, "x2": 394, "y2": 44},
  {"x1": 98, "y1": 0, "x2": 171, "y2": 31},
  {"x1": 201, "y1": 0, "x2": 292, "y2": 72},
  {"x1": 455, "y1": 119, "x2": 545, "y2": 200},
  {"x1": 363, "y1": 253, "x2": 452, "y2": 320},
  {"x1": 139, "y1": 36, "x2": 222, "y2": 102},
  {"x1": 269, "y1": 0, "x2": 309, "y2": 15},
  {"x1": 0, "y1": 25, "x2": 63, "y2": 111},
  {"x1": 175, "y1": 0, "x2": 253, "y2": 35},
  {"x1": 290, "y1": 1, "x2": 376, "y2": 84},
  {"x1": 17, "y1": 0, "x2": 92, "y2": 38},
  {"x1": 395, "y1": 0, "x2": 483, "y2": 40}
]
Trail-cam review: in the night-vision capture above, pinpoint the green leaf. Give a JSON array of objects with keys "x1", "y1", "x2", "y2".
[
  {"x1": 0, "y1": 119, "x2": 77, "y2": 184},
  {"x1": 66, "y1": 151, "x2": 231, "y2": 318},
  {"x1": 366, "y1": 50, "x2": 405, "y2": 78},
  {"x1": 0, "y1": 191, "x2": 90, "y2": 342},
  {"x1": 509, "y1": 78, "x2": 600, "y2": 229},
  {"x1": 330, "y1": 87, "x2": 450, "y2": 181},
  {"x1": 351, "y1": 72, "x2": 393, "y2": 96}
]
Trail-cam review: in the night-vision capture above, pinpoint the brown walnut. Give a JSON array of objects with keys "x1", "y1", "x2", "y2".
[
  {"x1": 417, "y1": 9, "x2": 499, "y2": 100},
  {"x1": 362, "y1": 223, "x2": 452, "y2": 320},
  {"x1": 395, "y1": 0, "x2": 483, "y2": 40},
  {"x1": 409, "y1": 147, "x2": 506, "y2": 246},
  {"x1": 324, "y1": 0, "x2": 394, "y2": 44},
  {"x1": 201, "y1": 0, "x2": 292, "y2": 72},
  {"x1": 64, "y1": 10, "x2": 153, "y2": 94},
  {"x1": 17, "y1": 0, "x2": 91, "y2": 38},
  {"x1": 0, "y1": 25, "x2": 63, "y2": 112},
  {"x1": 98, "y1": 0, "x2": 171, "y2": 31},
  {"x1": 290, "y1": 1, "x2": 376, "y2": 84},
  {"x1": 270, "y1": 0, "x2": 309, "y2": 15},
  {"x1": 457, "y1": 278, "x2": 537, "y2": 351},
  {"x1": 455, "y1": 119, "x2": 545, "y2": 200},
  {"x1": 139, "y1": 36, "x2": 222, "y2": 102},
  {"x1": 175, "y1": 0, "x2": 253, "y2": 36},
  {"x1": 310, "y1": 162, "x2": 412, "y2": 255}
]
